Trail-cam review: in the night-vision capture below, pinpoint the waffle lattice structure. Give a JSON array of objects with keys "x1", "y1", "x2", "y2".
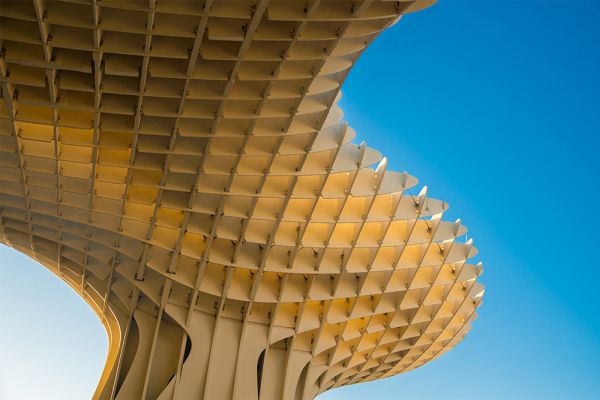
[{"x1": 0, "y1": 1, "x2": 484, "y2": 399}]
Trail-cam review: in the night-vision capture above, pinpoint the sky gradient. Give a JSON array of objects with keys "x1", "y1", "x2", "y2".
[{"x1": 1, "y1": 1, "x2": 599, "y2": 399}]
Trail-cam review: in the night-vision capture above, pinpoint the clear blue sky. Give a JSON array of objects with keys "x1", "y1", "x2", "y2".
[{"x1": 1, "y1": 1, "x2": 599, "y2": 399}]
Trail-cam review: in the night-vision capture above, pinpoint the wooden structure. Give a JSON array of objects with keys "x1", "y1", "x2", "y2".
[{"x1": 0, "y1": 1, "x2": 484, "y2": 399}]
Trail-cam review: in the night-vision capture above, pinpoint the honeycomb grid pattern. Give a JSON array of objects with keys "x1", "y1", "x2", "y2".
[{"x1": 0, "y1": 1, "x2": 484, "y2": 399}]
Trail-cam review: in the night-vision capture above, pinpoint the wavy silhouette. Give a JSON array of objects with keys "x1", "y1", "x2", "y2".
[{"x1": 0, "y1": 1, "x2": 484, "y2": 399}]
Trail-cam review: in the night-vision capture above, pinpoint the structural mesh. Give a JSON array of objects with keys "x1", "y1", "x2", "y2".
[{"x1": 0, "y1": 1, "x2": 483, "y2": 399}]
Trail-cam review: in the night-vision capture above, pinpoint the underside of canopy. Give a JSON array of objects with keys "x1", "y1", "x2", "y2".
[{"x1": 0, "y1": 1, "x2": 483, "y2": 399}]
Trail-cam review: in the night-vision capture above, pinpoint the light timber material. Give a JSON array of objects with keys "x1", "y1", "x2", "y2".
[{"x1": 0, "y1": 1, "x2": 484, "y2": 399}]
